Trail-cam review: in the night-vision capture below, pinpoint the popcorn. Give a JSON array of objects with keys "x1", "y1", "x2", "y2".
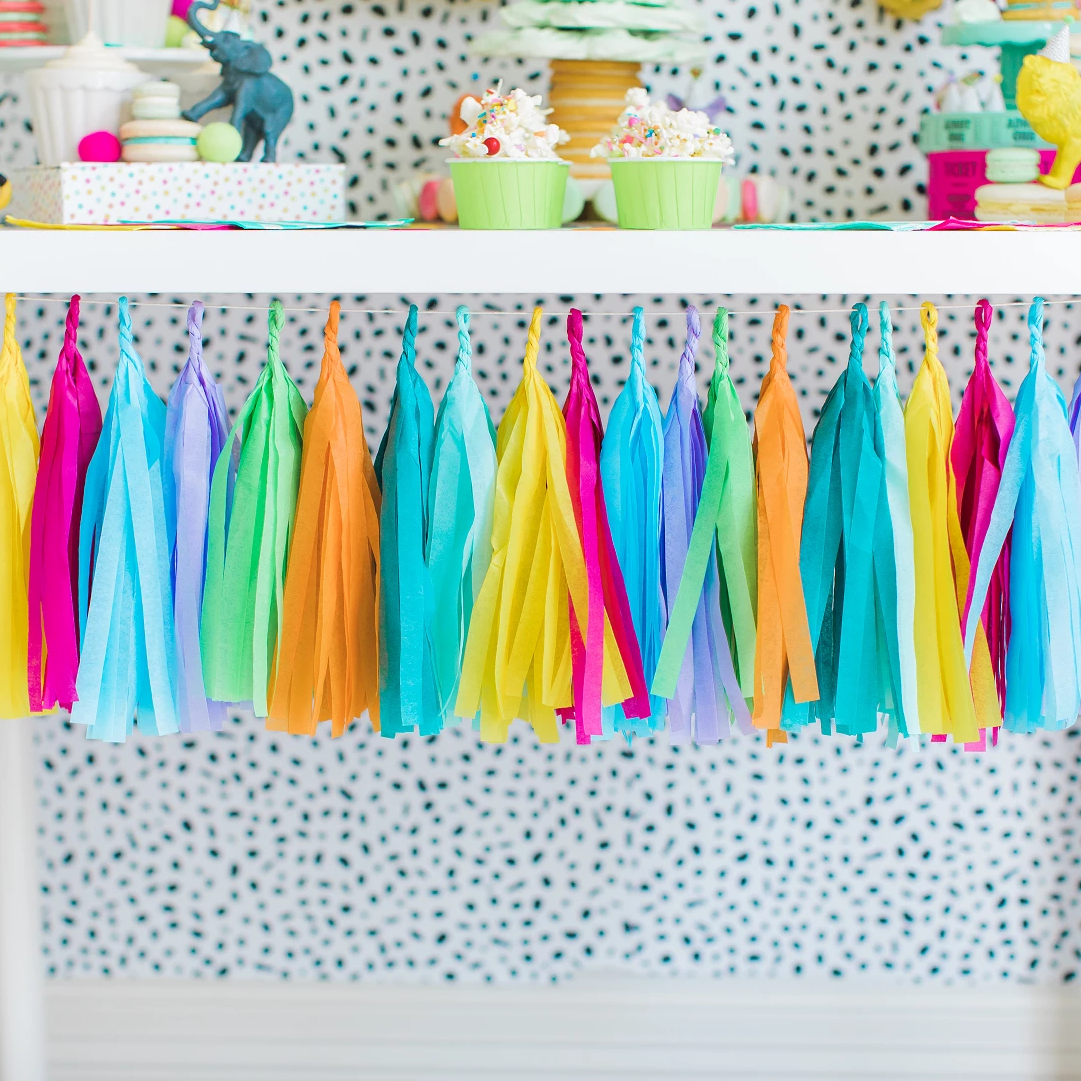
[
  {"x1": 592, "y1": 87, "x2": 735, "y2": 161},
  {"x1": 440, "y1": 85, "x2": 569, "y2": 161}
]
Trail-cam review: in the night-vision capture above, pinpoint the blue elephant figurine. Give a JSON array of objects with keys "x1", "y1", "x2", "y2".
[{"x1": 181, "y1": 0, "x2": 294, "y2": 163}]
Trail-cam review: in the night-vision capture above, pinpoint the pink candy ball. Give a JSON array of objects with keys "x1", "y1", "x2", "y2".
[
  {"x1": 78, "y1": 131, "x2": 121, "y2": 163},
  {"x1": 172, "y1": 0, "x2": 193, "y2": 18}
]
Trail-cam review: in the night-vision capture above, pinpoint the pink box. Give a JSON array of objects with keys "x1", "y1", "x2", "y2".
[{"x1": 927, "y1": 150, "x2": 1081, "y2": 220}]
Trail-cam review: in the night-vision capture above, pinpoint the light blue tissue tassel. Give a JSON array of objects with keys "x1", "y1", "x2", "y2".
[
  {"x1": 426, "y1": 306, "x2": 497, "y2": 727},
  {"x1": 74, "y1": 297, "x2": 179, "y2": 742},
  {"x1": 599, "y1": 306, "x2": 666, "y2": 736},
  {"x1": 964, "y1": 297, "x2": 1081, "y2": 732}
]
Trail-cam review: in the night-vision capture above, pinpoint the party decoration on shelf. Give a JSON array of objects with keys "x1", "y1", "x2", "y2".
[
  {"x1": 196, "y1": 121, "x2": 243, "y2": 163},
  {"x1": 964, "y1": 297, "x2": 1081, "y2": 733},
  {"x1": 0, "y1": 294, "x2": 41, "y2": 719},
  {"x1": 455, "y1": 307, "x2": 588, "y2": 743},
  {"x1": 269, "y1": 302, "x2": 381, "y2": 739},
  {"x1": 73, "y1": 297, "x2": 179, "y2": 742},
  {"x1": 873, "y1": 303, "x2": 919, "y2": 745},
  {"x1": 1016, "y1": 28, "x2": 1081, "y2": 190},
  {"x1": 751, "y1": 305, "x2": 817, "y2": 743},
  {"x1": 374, "y1": 304, "x2": 438, "y2": 737},
  {"x1": 165, "y1": 301, "x2": 230, "y2": 734},
  {"x1": 122, "y1": 82, "x2": 202, "y2": 164},
  {"x1": 77, "y1": 131, "x2": 121, "y2": 163},
  {"x1": 653, "y1": 307, "x2": 749, "y2": 743},
  {"x1": 782, "y1": 304, "x2": 902, "y2": 740},
  {"x1": 427, "y1": 306, "x2": 497, "y2": 728},
  {"x1": 653, "y1": 308, "x2": 756, "y2": 726},
  {"x1": 599, "y1": 306, "x2": 666, "y2": 736},
  {"x1": 560, "y1": 308, "x2": 646, "y2": 742},
  {"x1": 952, "y1": 299, "x2": 1014, "y2": 722},
  {"x1": 877, "y1": 0, "x2": 944, "y2": 20},
  {"x1": 904, "y1": 302, "x2": 982, "y2": 746},
  {"x1": 28, "y1": 294, "x2": 101, "y2": 714},
  {"x1": 202, "y1": 300, "x2": 307, "y2": 717},
  {"x1": 0, "y1": 1, "x2": 48, "y2": 46},
  {"x1": 182, "y1": 0, "x2": 295, "y2": 163}
]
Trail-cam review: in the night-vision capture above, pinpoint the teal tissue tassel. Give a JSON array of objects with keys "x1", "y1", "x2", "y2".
[{"x1": 375, "y1": 303, "x2": 439, "y2": 735}]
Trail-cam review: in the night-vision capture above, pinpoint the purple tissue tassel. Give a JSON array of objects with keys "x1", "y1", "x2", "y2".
[{"x1": 165, "y1": 301, "x2": 231, "y2": 732}]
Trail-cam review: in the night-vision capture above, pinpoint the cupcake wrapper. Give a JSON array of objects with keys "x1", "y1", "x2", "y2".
[
  {"x1": 610, "y1": 159, "x2": 722, "y2": 230},
  {"x1": 449, "y1": 160, "x2": 568, "y2": 229}
]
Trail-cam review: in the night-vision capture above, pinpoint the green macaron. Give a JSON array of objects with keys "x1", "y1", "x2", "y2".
[{"x1": 985, "y1": 148, "x2": 1041, "y2": 185}]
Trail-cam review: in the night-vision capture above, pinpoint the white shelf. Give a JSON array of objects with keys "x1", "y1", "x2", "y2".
[
  {"x1": 0, "y1": 46, "x2": 209, "y2": 77},
  {"x1": 2, "y1": 227, "x2": 1081, "y2": 295}
]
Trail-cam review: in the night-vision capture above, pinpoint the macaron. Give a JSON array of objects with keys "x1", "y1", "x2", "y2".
[
  {"x1": 984, "y1": 148, "x2": 1041, "y2": 185},
  {"x1": 974, "y1": 182, "x2": 1066, "y2": 223},
  {"x1": 131, "y1": 81, "x2": 183, "y2": 121},
  {"x1": 0, "y1": 1, "x2": 46, "y2": 45},
  {"x1": 120, "y1": 118, "x2": 202, "y2": 163}
]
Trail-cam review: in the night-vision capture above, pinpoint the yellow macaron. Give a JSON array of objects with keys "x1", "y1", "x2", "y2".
[{"x1": 974, "y1": 182, "x2": 1066, "y2": 223}]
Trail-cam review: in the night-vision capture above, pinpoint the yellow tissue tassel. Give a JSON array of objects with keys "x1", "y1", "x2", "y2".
[
  {"x1": 455, "y1": 307, "x2": 631, "y2": 743},
  {"x1": 751, "y1": 305, "x2": 818, "y2": 744},
  {"x1": 268, "y1": 301, "x2": 381, "y2": 738},
  {"x1": 0, "y1": 294, "x2": 41, "y2": 718},
  {"x1": 904, "y1": 303, "x2": 991, "y2": 744}
]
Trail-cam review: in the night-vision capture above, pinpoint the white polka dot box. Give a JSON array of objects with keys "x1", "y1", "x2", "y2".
[{"x1": 9, "y1": 163, "x2": 346, "y2": 225}]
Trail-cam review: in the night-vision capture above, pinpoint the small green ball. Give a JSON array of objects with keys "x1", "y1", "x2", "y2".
[
  {"x1": 165, "y1": 15, "x2": 189, "y2": 48},
  {"x1": 197, "y1": 122, "x2": 243, "y2": 164}
]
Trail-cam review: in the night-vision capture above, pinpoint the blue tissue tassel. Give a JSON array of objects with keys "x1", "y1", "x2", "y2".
[
  {"x1": 73, "y1": 297, "x2": 180, "y2": 742},
  {"x1": 783, "y1": 303, "x2": 905, "y2": 740},
  {"x1": 965, "y1": 298, "x2": 1081, "y2": 732},
  {"x1": 599, "y1": 306, "x2": 666, "y2": 735},
  {"x1": 375, "y1": 303, "x2": 440, "y2": 735}
]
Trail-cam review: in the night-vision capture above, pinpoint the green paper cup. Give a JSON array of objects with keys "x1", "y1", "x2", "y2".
[
  {"x1": 449, "y1": 159, "x2": 569, "y2": 229},
  {"x1": 609, "y1": 158, "x2": 723, "y2": 230}
]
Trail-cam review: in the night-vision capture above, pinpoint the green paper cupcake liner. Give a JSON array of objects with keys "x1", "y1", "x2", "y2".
[
  {"x1": 449, "y1": 160, "x2": 569, "y2": 230},
  {"x1": 609, "y1": 158, "x2": 722, "y2": 230}
]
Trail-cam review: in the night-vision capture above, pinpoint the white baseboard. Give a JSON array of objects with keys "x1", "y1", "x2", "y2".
[{"x1": 44, "y1": 978, "x2": 1081, "y2": 1080}]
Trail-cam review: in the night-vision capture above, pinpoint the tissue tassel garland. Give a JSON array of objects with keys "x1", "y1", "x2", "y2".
[
  {"x1": 782, "y1": 304, "x2": 903, "y2": 739},
  {"x1": 559, "y1": 308, "x2": 645, "y2": 743},
  {"x1": 269, "y1": 302, "x2": 382, "y2": 738},
  {"x1": 964, "y1": 298, "x2": 1081, "y2": 733},
  {"x1": 751, "y1": 305, "x2": 817, "y2": 743},
  {"x1": 201, "y1": 300, "x2": 307, "y2": 717},
  {"x1": 427, "y1": 306, "x2": 497, "y2": 728},
  {"x1": 904, "y1": 302, "x2": 981, "y2": 745},
  {"x1": 652, "y1": 307, "x2": 753, "y2": 741},
  {"x1": 73, "y1": 297, "x2": 179, "y2": 742},
  {"x1": 165, "y1": 301, "x2": 230, "y2": 733},
  {"x1": 653, "y1": 307, "x2": 749, "y2": 744},
  {"x1": 598, "y1": 306, "x2": 666, "y2": 735},
  {"x1": 873, "y1": 303, "x2": 919, "y2": 744},
  {"x1": 374, "y1": 303, "x2": 439, "y2": 737},
  {"x1": 952, "y1": 299, "x2": 1014, "y2": 733},
  {"x1": 0, "y1": 294, "x2": 41, "y2": 719},
  {"x1": 455, "y1": 307, "x2": 588, "y2": 743},
  {"x1": 27, "y1": 294, "x2": 101, "y2": 714}
]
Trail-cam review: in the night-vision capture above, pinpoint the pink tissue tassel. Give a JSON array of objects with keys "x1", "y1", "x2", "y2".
[
  {"x1": 954, "y1": 298, "x2": 1015, "y2": 725},
  {"x1": 27, "y1": 295, "x2": 103, "y2": 712},
  {"x1": 558, "y1": 308, "x2": 650, "y2": 743}
]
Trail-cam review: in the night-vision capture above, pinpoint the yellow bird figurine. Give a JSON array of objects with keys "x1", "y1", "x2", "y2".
[{"x1": 1017, "y1": 27, "x2": 1081, "y2": 191}]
